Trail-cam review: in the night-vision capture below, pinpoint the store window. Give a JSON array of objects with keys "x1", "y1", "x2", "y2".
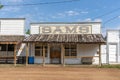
[
  {"x1": 8, "y1": 44, "x2": 14, "y2": 51},
  {"x1": 0, "y1": 44, "x2": 14, "y2": 51},
  {"x1": 65, "y1": 44, "x2": 77, "y2": 57},
  {"x1": 0, "y1": 44, "x2": 6, "y2": 51},
  {"x1": 35, "y1": 44, "x2": 48, "y2": 57}
]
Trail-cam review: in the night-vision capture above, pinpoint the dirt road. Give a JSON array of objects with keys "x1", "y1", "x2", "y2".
[{"x1": 0, "y1": 66, "x2": 119, "y2": 80}]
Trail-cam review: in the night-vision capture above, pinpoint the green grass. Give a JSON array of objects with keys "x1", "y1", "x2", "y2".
[
  {"x1": 0, "y1": 64, "x2": 120, "y2": 69},
  {"x1": 99, "y1": 64, "x2": 120, "y2": 69}
]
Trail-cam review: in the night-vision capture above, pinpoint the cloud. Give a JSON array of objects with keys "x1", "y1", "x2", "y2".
[
  {"x1": 51, "y1": 10, "x2": 88, "y2": 19},
  {"x1": 65, "y1": 10, "x2": 79, "y2": 16},
  {"x1": 94, "y1": 19, "x2": 102, "y2": 22},
  {"x1": 84, "y1": 18, "x2": 92, "y2": 22},
  {"x1": 80, "y1": 11, "x2": 88, "y2": 14}
]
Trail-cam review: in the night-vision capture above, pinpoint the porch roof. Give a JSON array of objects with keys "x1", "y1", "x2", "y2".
[
  {"x1": 0, "y1": 35, "x2": 25, "y2": 44},
  {"x1": 23, "y1": 34, "x2": 105, "y2": 44}
]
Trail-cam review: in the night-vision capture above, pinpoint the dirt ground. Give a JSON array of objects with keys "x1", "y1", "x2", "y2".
[{"x1": 0, "y1": 65, "x2": 120, "y2": 80}]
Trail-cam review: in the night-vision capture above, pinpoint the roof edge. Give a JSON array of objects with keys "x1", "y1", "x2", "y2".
[{"x1": 30, "y1": 22, "x2": 102, "y2": 25}]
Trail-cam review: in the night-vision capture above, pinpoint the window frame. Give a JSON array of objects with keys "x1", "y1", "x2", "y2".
[
  {"x1": 64, "y1": 44, "x2": 77, "y2": 57},
  {"x1": 35, "y1": 44, "x2": 48, "y2": 57}
]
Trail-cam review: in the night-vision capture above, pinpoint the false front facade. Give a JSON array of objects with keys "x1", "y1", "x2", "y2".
[{"x1": 24, "y1": 22, "x2": 105, "y2": 65}]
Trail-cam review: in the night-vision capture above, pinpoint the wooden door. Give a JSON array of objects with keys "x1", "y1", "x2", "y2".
[
  {"x1": 109, "y1": 44, "x2": 118, "y2": 63},
  {"x1": 50, "y1": 46, "x2": 61, "y2": 64}
]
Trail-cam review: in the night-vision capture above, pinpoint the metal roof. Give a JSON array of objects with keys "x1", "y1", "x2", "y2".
[{"x1": 23, "y1": 34, "x2": 105, "y2": 44}]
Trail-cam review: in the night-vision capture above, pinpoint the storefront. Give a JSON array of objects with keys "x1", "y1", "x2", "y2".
[
  {"x1": 23, "y1": 22, "x2": 105, "y2": 66},
  {"x1": 0, "y1": 18, "x2": 25, "y2": 65}
]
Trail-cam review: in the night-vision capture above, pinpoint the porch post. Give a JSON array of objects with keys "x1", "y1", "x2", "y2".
[
  {"x1": 99, "y1": 44, "x2": 102, "y2": 66},
  {"x1": 6, "y1": 44, "x2": 8, "y2": 63},
  {"x1": 43, "y1": 45, "x2": 45, "y2": 66},
  {"x1": 61, "y1": 44, "x2": 65, "y2": 66},
  {"x1": 26, "y1": 43, "x2": 29, "y2": 66},
  {"x1": 14, "y1": 44, "x2": 17, "y2": 66}
]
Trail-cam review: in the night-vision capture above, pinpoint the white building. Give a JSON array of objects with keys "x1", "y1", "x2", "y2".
[
  {"x1": 106, "y1": 30, "x2": 120, "y2": 64},
  {"x1": 0, "y1": 18, "x2": 25, "y2": 64},
  {"x1": 23, "y1": 22, "x2": 105, "y2": 65}
]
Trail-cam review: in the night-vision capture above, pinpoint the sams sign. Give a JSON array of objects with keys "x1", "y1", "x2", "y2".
[{"x1": 40, "y1": 26, "x2": 91, "y2": 34}]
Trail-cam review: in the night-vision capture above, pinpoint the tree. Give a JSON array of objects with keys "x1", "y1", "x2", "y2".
[
  {"x1": 0, "y1": 4, "x2": 3, "y2": 9},
  {"x1": 26, "y1": 29, "x2": 30, "y2": 34}
]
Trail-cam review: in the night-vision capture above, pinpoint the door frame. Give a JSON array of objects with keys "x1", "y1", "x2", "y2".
[
  {"x1": 107, "y1": 43, "x2": 118, "y2": 63},
  {"x1": 50, "y1": 45, "x2": 61, "y2": 64}
]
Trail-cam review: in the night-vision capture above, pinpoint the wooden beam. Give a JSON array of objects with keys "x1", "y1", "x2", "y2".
[
  {"x1": 14, "y1": 45, "x2": 17, "y2": 66},
  {"x1": 0, "y1": 42, "x2": 17, "y2": 44},
  {"x1": 26, "y1": 43, "x2": 29, "y2": 66},
  {"x1": 99, "y1": 44, "x2": 102, "y2": 66},
  {"x1": 43, "y1": 45, "x2": 45, "y2": 66}
]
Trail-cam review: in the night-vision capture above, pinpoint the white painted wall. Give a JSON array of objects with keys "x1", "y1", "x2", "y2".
[
  {"x1": 92, "y1": 24, "x2": 101, "y2": 34},
  {"x1": 34, "y1": 58, "x2": 50, "y2": 64},
  {"x1": 30, "y1": 23, "x2": 101, "y2": 34},
  {"x1": 107, "y1": 30, "x2": 120, "y2": 64},
  {"x1": 101, "y1": 45, "x2": 107, "y2": 64},
  {"x1": 30, "y1": 24, "x2": 40, "y2": 34},
  {"x1": 0, "y1": 19, "x2": 25, "y2": 35},
  {"x1": 65, "y1": 44, "x2": 99, "y2": 64},
  {"x1": 107, "y1": 31, "x2": 119, "y2": 43}
]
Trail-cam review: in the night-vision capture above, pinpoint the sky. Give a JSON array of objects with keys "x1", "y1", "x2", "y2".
[{"x1": 0, "y1": 0, "x2": 120, "y2": 35}]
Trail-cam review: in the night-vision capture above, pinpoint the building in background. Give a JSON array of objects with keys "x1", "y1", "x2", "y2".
[
  {"x1": 106, "y1": 30, "x2": 120, "y2": 64},
  {"x1": 0, "y1": 18, "x2": 25, "y2": 65},
  {"x1": 23, "y1": 22, "x2": 105, "y2": 66}
]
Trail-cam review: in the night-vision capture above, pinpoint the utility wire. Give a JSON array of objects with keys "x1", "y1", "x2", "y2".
[
  {"x1": 3, "y1": 0, "x2": 80, "y2": 6},
  {"x1": 92, "y1": 7, "x2": 120, "y2": 19},
  {"x1": 102, "y1": 15, "x2": 120, "y2": 28},
  {"x1": 103, "y1": 16, "x2": 119, "y2": 25}
]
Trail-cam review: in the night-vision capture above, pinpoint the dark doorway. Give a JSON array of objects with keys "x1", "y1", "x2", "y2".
[{"x1": 50, "y1": 45, "x2": 61, "y2": 64}]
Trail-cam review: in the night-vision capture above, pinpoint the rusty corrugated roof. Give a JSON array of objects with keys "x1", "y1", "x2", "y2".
[
  {"x1": 23, "y1": 34, "x2": 105, "y2": 44},
  {"x1": 0, "y1": 35, "x2": 24, "y2": 42}
]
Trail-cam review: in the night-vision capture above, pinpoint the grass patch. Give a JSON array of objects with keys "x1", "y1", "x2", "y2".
[{"x1": 99, "y1": 64, "x2": 120, "y2": 69}]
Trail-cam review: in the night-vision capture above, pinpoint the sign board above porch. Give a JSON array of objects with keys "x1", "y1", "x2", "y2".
[
  {"x1": 30, "y1": 22, "x2": 101, "y2": 34},
  {"x1": 39, "y1": 25, "x2": 92, "y2": 34}
]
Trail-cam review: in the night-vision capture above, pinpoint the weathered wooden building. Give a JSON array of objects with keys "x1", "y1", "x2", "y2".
[
  {"x1": 0, "y1": 18, "x2": 25, "y2": 65},
  {"x1": 23, "y1": 22, "x2": 105, "y2": 65}
]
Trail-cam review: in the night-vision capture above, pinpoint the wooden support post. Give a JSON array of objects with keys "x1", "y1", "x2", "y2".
[
  {"x1": 26, "y1": 43, "x2": 29, "y2": 66},
  {"x1": 14, "y1": 44, "x2": 17, "y2": 66},
  {"x1": 61, "y1": 44, "x2": 65, "y2": 66},
  {"x1": 99, "y1": 44, "x2": 102, "y2": 66},
  {"x1": 43, "y1": 45, "x2": 45, "y2": 66},
  {"x1": 6, "y1": 44, "x2": 8, "y2": 63}
]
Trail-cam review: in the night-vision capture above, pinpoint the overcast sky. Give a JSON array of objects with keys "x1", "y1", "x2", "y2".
[{"x1": 0, "y1": 0, "x2": 120, "y2": 34}]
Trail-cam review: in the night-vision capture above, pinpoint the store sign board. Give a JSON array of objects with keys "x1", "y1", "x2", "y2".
[{"x1": 39, "y1": 25, "x2": 91, "y2": 34}]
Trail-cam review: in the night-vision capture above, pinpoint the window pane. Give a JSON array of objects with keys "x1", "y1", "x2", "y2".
[
  {"x1": 35, "y1": 44, "x2": 48, "y2": 57},
  {"x1": 35, "y1": 50, "x2": 40, "y2": 56},
  {"x1": 65, "y1": 44, "x2": 77, "y2": 57},
  {"x1": 0, "y1": 44, "x2": 7, "y2": 51},
  {"x1": 8, "y1": 44, "x2": 14, "y2": 51}
]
